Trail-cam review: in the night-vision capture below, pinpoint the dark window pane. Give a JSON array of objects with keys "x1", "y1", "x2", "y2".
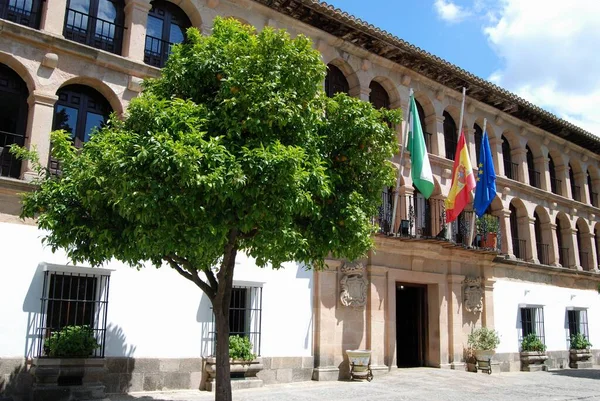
[
  {"x1": 169, "y1": 23, "x2": 184, "y2": 45},
  {"x1": 147, "y1": 14, "x2": 163, "y2": 38},
  {"x1": 84, "y1": 112, "x2": 105, "y2": 141},
  {"x1": 54, "y1": 106, "x2": 79, "y2": 138}
]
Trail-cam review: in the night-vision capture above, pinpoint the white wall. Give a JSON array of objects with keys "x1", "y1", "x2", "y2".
[
  {"x1": 0, "y1": 222, "x2": 312, "y2": 359},
  {"x1": 493, "y1": 278, "x2": 600, "y2": 353}
]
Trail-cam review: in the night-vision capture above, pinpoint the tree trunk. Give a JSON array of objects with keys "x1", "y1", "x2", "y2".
[{"x1": 212, "y1": 229, "x2": 238, "y2": 401}]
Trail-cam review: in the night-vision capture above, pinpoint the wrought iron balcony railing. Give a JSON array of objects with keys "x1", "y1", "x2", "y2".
[
  {"x1": 144, "y1": 35, "x2": 175, "y2": 68},
  {"x1": 579, "y1": 251, "x2": 589, "y2": 271},
  {"x1": 513, "y1": 238, "x2": 526, "y2": 260},
  {"x1": 0, "y1": 0, "x2": 41, "y2": 28},
  {"x1": 559, "y1": 247, "x2": 569, "y2": 267},
  {"x1": 0, "y1": 130, "x2": 24, "y2": 178},
  {"x1": 550, "y1": 177, "x2": 562, "y2": 195},
  {"x1": 504, "y1": 160, "x2": 519, "y2": 181},
  {"x1": 572, "y1": 185, "x2": 581, "y2": 202},
  {"x1": 528, "y1": 169, "x2": 541, "y2": 189},
  {"x1": 64, "y1": 8, "x2": 124, "y2": 54},
  {"x1": 536, "y1": 243, "x2": 549, "y2": 265}
]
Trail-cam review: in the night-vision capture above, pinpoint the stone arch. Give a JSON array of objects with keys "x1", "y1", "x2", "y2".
[
  {"x1": 555, "y1": 212, "x2": 572, "y2": 268},
  {"x1": 0, "y1": 52, "x2": 36, "y2": 94},
  {"x1": 325, "y1": 58, "x2": 359, "y2": 96},
  {"x1": 166, "y1": 0, "x2": 202, "y2": 29},
  {"x1": 58, "y1": 77, "x2": 124, "y2": 117},
  {"x1": 576, "y1": 217, "x2": 593, "y2": 271},
  {"x1": 370, "y1": 76, "x2": 400, "y2": 108},
  {"x1": 533, "y1": 205, "x2": 552, "y2": 265}
]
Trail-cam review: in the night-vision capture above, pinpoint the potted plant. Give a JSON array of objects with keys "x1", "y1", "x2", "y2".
[
  {"x1": 30, "y1": 325, "x2": 107, "y2": 399},
  {"x1": 346, "y1": 349, "x2": 373, "y2": 381},
  {"x1": 476, "y1": 214, "x2": 499, "y2": 249},
  {"x1": 204, "y1": 335, "x2": 264, "y2": 391},
  {"x1": 569, "y1": 333, "x2": 593, "y2": 369},
  {"x1": 467, "y1": 327, "x2": 500, "y2": 373},
  {"x1": 520, "y1": 333, "x2": 548, "y2": 371}
]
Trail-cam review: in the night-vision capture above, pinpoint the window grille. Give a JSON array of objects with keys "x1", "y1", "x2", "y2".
[
  {"x1": 210, "y1": 285, "x2": 263, "y2": 356},
  {"x1": 567, "y1": 309, "x2": 589, "y2": 345},
  {"x1": 37, "y1": 268, "x2": 111, "y2": 358},
  {"x1": 519, "y1": 307, "x2": 545, "y2": 346}
]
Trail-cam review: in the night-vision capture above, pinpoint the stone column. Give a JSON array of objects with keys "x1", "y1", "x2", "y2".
[
  {"x1": 22, "y1": 92, "x2": 58, "y2": 181},
  {"x1": 511, "y1": 148, "x2": 527, "y2": 183},
  {"x1": 465, "y1": 128, "x2": 476, "y2": 169},
  {"x1": 482, "y1": 277, "x2": 495, "y2": 328},
  {"x1": 575, "y1": 172, "x2": 588, "y2": 204},
  {"x1": 435, "y1": 281, "x2": 450, "y2": 368},
  {"x1": 490, "y1": 137, "x2": 504, "y2": 177},
  {"x1": 520, "y1": 216, "x2": 539, "y2": 264},
  {"x1": 549, "y1": 222, "x2": 561, "y2": 267},
  {"x1": 447, "y1": 274, "x2": 465, "y2": 369},
  {"x1": 122, "y1": 0, "x2": 152, "y2": 62},
  {"x1": 40, "y1": 0, "x2": 68, "y2": 36},
  {"x1": 313, "y1": 262, "x2": 340, "y2": 381},
  {"x1": 535, "y1": 155, "x2": 550, "y2": 191},
  {"x1": 433, "y1": 114, "x2": 445, "y2": 159},
  {"x1": 500, "y1": 209, "x2": 514, "y2": 258},
  {"x1": 348, "y1": 86, "x2": 370, "y2": 102},
  {"x1": 555, "y1": 165, "x2": 569, "y2": 197},
  {"x1": 565, "y1": 227, "x2": 582, "y2": 270},
  {"x1": 366, "y1": 265, "x2": 388, "y2": 374}
]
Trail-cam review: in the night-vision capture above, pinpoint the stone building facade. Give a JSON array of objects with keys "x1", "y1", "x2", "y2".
[{"x1": 1, "y1": 0, "x2": 600, "y2": 395}]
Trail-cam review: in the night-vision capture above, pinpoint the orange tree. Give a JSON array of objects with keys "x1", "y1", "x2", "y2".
[{"x1": 15, "y1": 18, "x2": 399, "y2": 401}]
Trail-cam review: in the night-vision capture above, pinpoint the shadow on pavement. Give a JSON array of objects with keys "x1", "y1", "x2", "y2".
[{"x1": 549, "y1": 369, "x2": 600, "y2": 379}]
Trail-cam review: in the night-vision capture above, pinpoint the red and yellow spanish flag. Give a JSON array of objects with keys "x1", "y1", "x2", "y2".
[{"x1": 445, "y1": 130, "x2": 476, "y2": 223}]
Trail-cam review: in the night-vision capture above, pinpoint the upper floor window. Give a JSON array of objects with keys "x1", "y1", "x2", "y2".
[
  {"x1": 369, "y1": 81, "x2": 389, "y2": 110},
  {"x1": 144, "y1": 0, "x2": 191, "y2": 68},
  {"x1": 37, "y1": 265, "x2": 111, "y2": 359},
  {"x1": 549, "y1": 155, "x2": 561, "y2": 195},
  {"x1": 474, "y1": 123, "x2": 483, "y2": 165},
  {"x1": 325, "y1": 64, "x2": 349, "y2": 97},
  {"x1": 415, "y1": 100, "x2": 431, "y2": 153},
  {"x1": 526, "y1": 145, "x2": 540, "y2": 188},
  {"x1": 53, "y1": 85, "x2": 112, "y2": 146},
  {"x1": 443, "y1": 111, "x2": 457, "y2": 160},
  {"x1": 0, "y1": 63, "x2": 28, "y2": 179},
  {"x1": 64, "y1": 0, "x2": 125, "y2": 54},
  {"x1": 0, "y1": 0, "x2": 42, "y2": 28},
  {"x1": 587, "y1": 171, "x2": 597, "y2": 207},
  {"x1": 502, "y1": 135, "x2": 518, "y2": 181},
  {"x1": 569, "y1": 164, "x2": 581, "y2": 202}
]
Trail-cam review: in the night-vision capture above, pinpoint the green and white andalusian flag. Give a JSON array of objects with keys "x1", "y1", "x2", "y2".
[{"x1": 408, "y1": 94, "x2": 434, "y2": 199}]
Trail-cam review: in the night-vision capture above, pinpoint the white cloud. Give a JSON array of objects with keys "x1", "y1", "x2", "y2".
[
  {"x1": 434, "y1": 0, "x2": 471, "y2": 23},
  {"x1": 483, "y1": 0, "x2": 600, "y2": 136}
]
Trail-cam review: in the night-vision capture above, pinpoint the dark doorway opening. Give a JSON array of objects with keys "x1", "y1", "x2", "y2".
[{"x1": 396, "y1": 283, "x2": 427, "y2": 367}]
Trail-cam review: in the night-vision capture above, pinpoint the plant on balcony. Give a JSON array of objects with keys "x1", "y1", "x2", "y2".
[
  {"x1": 476, "y1": 214, "x2": 499, "y2": 248},
  {"x1": 520, "y1": 333, "x2": 548, "y2": 371},
  {"x1": 467, "y1": 327, "x2": 500, "y2": 372},
  {"x1": 44, "y1": 325, "x2": 99, "y2": 358}
]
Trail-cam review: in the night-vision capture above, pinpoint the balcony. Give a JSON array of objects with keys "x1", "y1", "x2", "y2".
[
  {"x1": 550, "y1": 177, "x2": 562, "y2": 195},
  {"x1": 536, "y1": 243, "x2": 549, "y2": 265},
  {"x1": 0, "y1": 130, "x2": 24, "y2": 178},
  {"x1": 559, "y1": 247, "x2": 569, "y2": 267},
  {"x1": 579, "y1": 251, "x2": 589, "y2": 271},
  {"x1": 0, "y1": 0, "x2": 40, "y2": 29},
  {"x1": 424, "y1": 132, "x2": 433, "y2": 153},
  {"x1": 591, "y1": 192, "x2": 598, "y2": 208},
  {"x1": 572, "y1": 185, "x2": 581, "y2": 202},
  {"x1": 512, "y1": 238, "x2": 526, "y2": 260},
  {"x1": 374, "y1": 191, "x2": 502, "y2": 253},
  {"x1": 64, "y1": 8, "x2": 124, "y2": 55}
]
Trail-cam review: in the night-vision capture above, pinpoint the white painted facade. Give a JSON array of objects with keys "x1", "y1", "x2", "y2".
[
  {"x1": 494, "y1": 278, "x2": 600, "y2": 354},
  {"x1": 0, "y1": 221, "x2": 313, "y2": 359}
]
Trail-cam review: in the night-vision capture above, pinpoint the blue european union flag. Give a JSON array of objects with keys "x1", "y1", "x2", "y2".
[{"x1": 474, "y1": 131, "x2": 497, "y2": 217}]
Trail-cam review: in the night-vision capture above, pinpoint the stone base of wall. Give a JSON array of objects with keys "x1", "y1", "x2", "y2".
[
  {"x1": 494, "y1": 350, "x2": 600, "y2": 372},
  {"x1": 0, "y1": 356, "x2": 315, "y2": 399}
]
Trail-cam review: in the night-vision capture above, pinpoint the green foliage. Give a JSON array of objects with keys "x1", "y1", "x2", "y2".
[
  {"x1": 570, "y1": 333, "x2": 592, "y2": 350},
  {"x1": 228, "y1": 335, "x2": 256, "y2": 361},
  {"x1": 44, "y1": 325, "x2": 99, "y2": 358},
  {"x1": 467, "y1": 327, "x2": 500, "y2": 351},
  {"x1": 13, "y1": 17, "x2": 398, "y2": 274},
  {"x1": 476, "y1": 214, "x2": 499, "y2": 233},
  {"x1": 520, "y1": 333, "x2": 546, "y2": 352}
]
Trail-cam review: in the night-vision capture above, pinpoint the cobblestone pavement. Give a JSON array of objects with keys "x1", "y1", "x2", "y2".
[{"x1": 111, "y1": 367, "x2": 600, "y2": 401}]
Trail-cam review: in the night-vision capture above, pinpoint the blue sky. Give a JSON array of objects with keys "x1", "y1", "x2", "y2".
[{"x1": 323, "y1": 0, "x2": 600, "y2": 137}]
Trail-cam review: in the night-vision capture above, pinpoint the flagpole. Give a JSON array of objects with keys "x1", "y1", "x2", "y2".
[
  {"x1": 468, "y1": 117, "x2": 487, "y2": 248},
  {"x1": 390, "y1": 88, "x2": 413, "y2": 235}
]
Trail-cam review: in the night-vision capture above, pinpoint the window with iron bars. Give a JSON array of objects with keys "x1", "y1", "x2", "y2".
[
  {"x1": 37, "y1": 265, "x2": 111, "y2": 358},
  {"x1": 210, "y1": 285, "x2": 263, "y2": 356},
  {"x1": 567, "y1": 309, "x2": 589, "y2": 347},
  {"x1": 519, "y1": 306, "x2": 545, "y2": 347}
]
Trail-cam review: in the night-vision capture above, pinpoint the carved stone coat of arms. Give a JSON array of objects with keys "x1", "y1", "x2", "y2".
[
  {"x1": 463, "y1": 276, "x2": 483, "y2": 313},
  {"x1": 340, "y1": 261, "x2": 368, "y2": 310}
]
